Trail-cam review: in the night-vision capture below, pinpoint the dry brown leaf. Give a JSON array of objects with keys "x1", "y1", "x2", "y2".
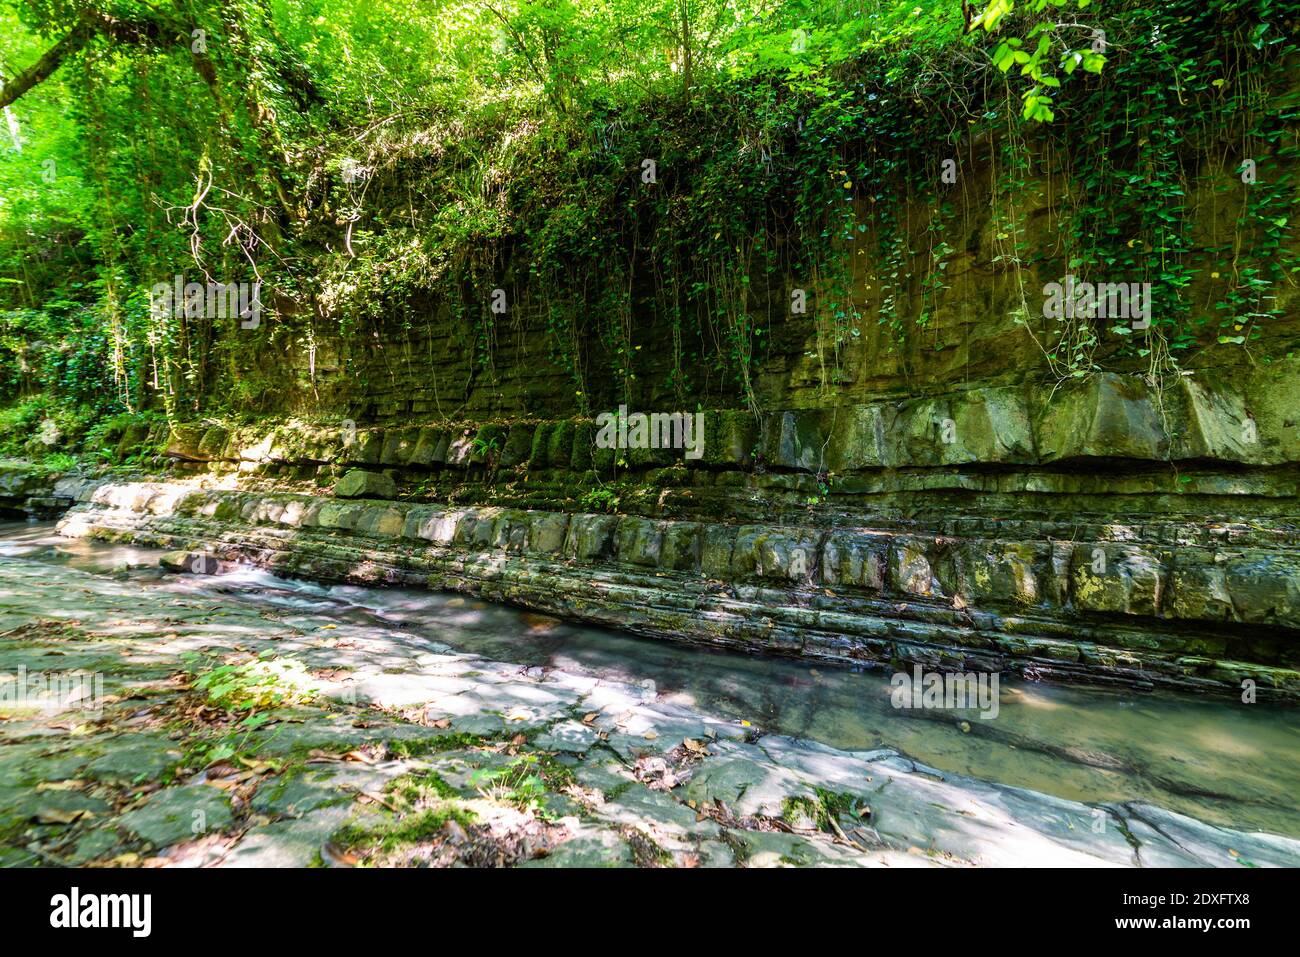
[
  {"x1": 37, "y1": 808, "x2": 90, "y2": 825},
  {"x1": 320, "y1": 841, "x2": 358, "y2": 867},
  {"x1": 444, "y1": 820, "x2": 468, "y2": 845}
]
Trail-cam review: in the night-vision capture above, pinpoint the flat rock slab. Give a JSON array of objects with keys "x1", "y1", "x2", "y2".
[
  {"x1": 3, "y1": 539, "x2": 1299, "y2": 869},
  {"x1": 533, "y1": 720, "x2": 600, "y2": 754},
  {"x1": 83, "y1": 736, "x2": 185, "y2": 783},
  {"x1": 734, "y1": 830, "x2": 864, "y2": 868},
  {"x1": 333, "y1": 470, "x2": 397, "y2": 500},
  {"x1": 251, "y1": 763, "x2": 408, "y2": 818},
  {"x1": 518, "y1": 826, "x2": 633, "y2": 868},
  {"x1": 219, "y1": 807, "x2": 353, "y2": 868},
  {"x1": 598, "y1": 781, "x2": 721, "y2": 840},
  {"x1": 118, "y1": 785, "x2": 233, "y2": 848}
]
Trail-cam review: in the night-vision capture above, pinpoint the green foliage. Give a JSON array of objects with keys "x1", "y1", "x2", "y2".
[
  {"x1": 0, "y1": 0, "x2": 1295, "y2": 429},
  {"x1": 578, "y1": 485, "x2": 620, "y2": 513},
  {"x1": 334, "y1": 805, "x2": 478, "y2": 857},
  {"x1": 979, "y1": 0, "x2": 1106, "y2": 121},
  {"x1": 189, "y1": 652, "x2": 318, "y2": 712},
  {"x1": 469, "y1": 753, "x2": 549, "y2": 812}
]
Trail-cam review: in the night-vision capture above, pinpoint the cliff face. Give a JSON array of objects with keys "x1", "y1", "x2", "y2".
[
  {"x1": 41, "y1": 346, "x2": 1300, "y2": 699},
  {"x1": 23, "y1": 52, "x2": 1300, "y2": 699},
  {"x1": 263, "y1": 157, "x2": 1300, "y2": 423}
]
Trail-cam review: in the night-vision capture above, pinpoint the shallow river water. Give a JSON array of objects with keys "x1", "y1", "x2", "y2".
[{"x1": 4, "y1": 520, "x2": 1299, "y2": 840}]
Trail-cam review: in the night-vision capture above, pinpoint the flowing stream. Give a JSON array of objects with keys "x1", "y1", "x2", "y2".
[{"x1": 4, "y1": 519, "x2": 1299, "y2": 840}]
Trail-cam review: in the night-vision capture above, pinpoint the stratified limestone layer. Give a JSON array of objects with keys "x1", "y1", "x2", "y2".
[
  {"x1": 0, "y1": 464, "x2": 84, "y2": 518},
  {"x1": 156, "y1": 365, "x2": 1300, "y2": 476},
  {"x1": 57, "y1": 478, "x2": 1300, "y2": 699}
]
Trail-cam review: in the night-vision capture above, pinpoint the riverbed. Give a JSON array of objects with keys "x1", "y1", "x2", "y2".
[{"x1": 2, "y1": 520, "x2": 1298, "y2": 867}]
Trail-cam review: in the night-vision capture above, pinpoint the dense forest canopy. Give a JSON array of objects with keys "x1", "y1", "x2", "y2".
[{"x1": 0, "y1": 0, "x2": 1296, "y2": 457}]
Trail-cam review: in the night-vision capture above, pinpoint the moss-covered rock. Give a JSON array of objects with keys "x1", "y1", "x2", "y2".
[
  {"x1": 547, "y1": 421, "x2": 576, "y2": 469},
  {"x1": 569, "y1": 422, "x2": 595, "y2": 471},
  {"x1": 763, "y1": 410, "x2": 830, "y2": 472},
  {"x1": 1035, "y1": 373, "x2": 1169, "y2": 463},
  {"x1": 334, "y1": 469, "x2": 398, "y2": 500},
  {"x1": 502, "y1": 424, "x2": 536, "y2": 467}
]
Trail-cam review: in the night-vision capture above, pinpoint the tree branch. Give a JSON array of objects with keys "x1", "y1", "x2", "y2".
[
  {"x1": 0, "y1": 16, "x2": 98, "y2": 110},
  {"x1": 0, "y1": 11, "x2": 178, "y2": 110}
]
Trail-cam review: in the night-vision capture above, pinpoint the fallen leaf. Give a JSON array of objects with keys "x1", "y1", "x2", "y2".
[
  {"x1": 306, "y1": 748, "x2": 344, "y2": 763},
  {"x1": 37, "y1": 808, "x2": 90, "y2": 825},
  {"x1": 320, "y1": 842, "x2": 358, "y2": 867},
  {"x1": 444, "y1": 820, "x2": 468, "y2": 845}
]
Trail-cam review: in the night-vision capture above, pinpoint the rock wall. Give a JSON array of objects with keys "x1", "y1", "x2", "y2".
[
  {"x1": 232, "y1": 145, "x2": 1300, "y2": 423},
  {"x1": 54, "y1": 474, "x2": 1300, "y2": 699},
  {"x1": 44, "y1": 355, "x2": 1300, "y2": 700},
  {"x1": 0, "y1": 464, "x2": 84, "y2": 518},
  {"x1": 27, "y1": 113, "x2": 1300, "y2": 698}
]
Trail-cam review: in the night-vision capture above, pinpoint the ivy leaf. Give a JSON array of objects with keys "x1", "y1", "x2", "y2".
[{"x1": 979, "y1": 0, "x2": 1014, "y2": 33}]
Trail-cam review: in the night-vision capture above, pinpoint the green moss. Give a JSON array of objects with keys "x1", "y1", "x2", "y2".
[
  {"x1": 781, "y1": 789, "x2": 861, "y2": 832},
  {"x1": 334, "y1": 805, "x2": 477, "y2": 855},
  {"x1": 384, "y1": 733, "x2": 486, "y2": 759},
  {"x1": 529, "y1": 423, "x2": 555, "y2": 468},
  {"x1": 389, "y1": 769, "x2": 459, "y2": 804},
  {"x1": 569, "y1": 422, "x2": 594, "y2": 470},
  {"x1": 547, "y1": 421, "x2": 575, "y2": 468}
]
